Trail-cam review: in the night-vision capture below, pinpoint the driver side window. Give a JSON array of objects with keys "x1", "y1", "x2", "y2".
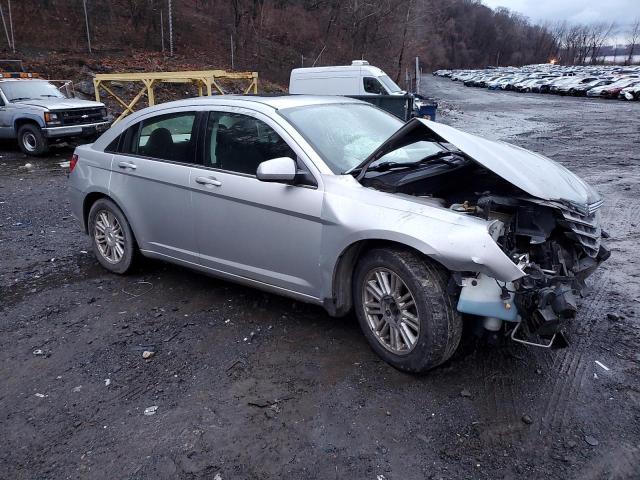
[
  {"x1": 363, "y1": 77, "x2": 386, "y2": 95},
  {"x1": 204, "y1": 112, "x2": 295, "y2": 176}
]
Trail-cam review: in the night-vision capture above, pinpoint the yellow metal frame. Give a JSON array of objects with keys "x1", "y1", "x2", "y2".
[{"x1": 93, "y1": 70, "x2": 258, "y2": 123}]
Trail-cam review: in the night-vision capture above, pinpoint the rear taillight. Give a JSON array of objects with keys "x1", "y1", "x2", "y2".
[{"x1": 69, "y1": 154, "x2": 78, "y2": 173}]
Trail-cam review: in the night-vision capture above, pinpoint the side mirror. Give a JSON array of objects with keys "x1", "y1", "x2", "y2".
[{"x1": 256, "y1": 157, "x2": 297, "y2": 183}]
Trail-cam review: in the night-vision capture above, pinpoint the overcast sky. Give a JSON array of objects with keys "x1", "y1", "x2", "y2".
[{"x1": 482, "y1": 0, "x2": 640, "y2": 28}]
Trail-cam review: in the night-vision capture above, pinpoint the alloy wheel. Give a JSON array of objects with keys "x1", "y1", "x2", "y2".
[
  {"x1": 93, "y1": 210, "x2": 125, "y2": 264},
  {"x1": 362, "y1": 267, "x2": 419, "y2": 355}
]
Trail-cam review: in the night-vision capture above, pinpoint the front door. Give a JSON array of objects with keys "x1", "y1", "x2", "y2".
[{"x1": 190, "y1": 109, "x2": 324, "y2": 298}]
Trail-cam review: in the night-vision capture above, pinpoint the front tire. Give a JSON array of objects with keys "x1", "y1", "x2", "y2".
[
  {"x1": 17, "y1": 124, "x2": 49, "y2": 156},
  {"x1": 353, "y1": 248, "x2": 462, "y2": 373},
  {"x1": 88, "y1": 198, "x2": 136, "y2": 274}
]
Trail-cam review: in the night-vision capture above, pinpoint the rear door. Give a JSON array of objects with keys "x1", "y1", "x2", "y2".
[
  {"x1": 109, "y1": 109, "x2": 201, "y2": 263},
  {"x1": 189, "y1": 108, "x2": 324, "y2": 297}
]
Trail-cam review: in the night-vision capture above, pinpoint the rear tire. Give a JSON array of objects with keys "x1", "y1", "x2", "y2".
[
  {"x1": 353, "y1": 248, "x2": 462, "y2": 373},
  {"x1": 88, "y1": 198, "x2": 136, "y2": 274},
  {"x1": 17, "y1": 124, "x2": 49, "y2": 156}
]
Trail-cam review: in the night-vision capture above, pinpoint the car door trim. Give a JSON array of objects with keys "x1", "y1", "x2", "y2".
[
  {"x1": 187, "y1": 173, "x2": 330, "y2": 223},
  {"x1": 139, "y1": 248, "x2": 322, "y2": 303}
]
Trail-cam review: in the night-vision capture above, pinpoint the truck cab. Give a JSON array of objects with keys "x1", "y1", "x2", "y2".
[
  {"x1": 0, "y1": 74, "x2": 110, "y2": 156},
  {"x1": 289, "y1": 60, "x2": 405, "y2": 96}
]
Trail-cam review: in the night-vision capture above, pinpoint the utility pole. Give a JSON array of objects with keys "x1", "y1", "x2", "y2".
[
  {"x1": 415, "y1": 56, "x2": 420, "y2": 94},
  {"x1": 230, "y1": 34, "x2": 234, "y2": 70},
  {"x1": 301, "y1": 54, "x2": 304, "y2": 67},
  {"x1": 0, "y1": 3, "x2": 10, "y2": 51},
  {"x1": 8, "y1": 0, "x2": 14, "y2": 53},
  {"x1": 168, "y1": 0, "x2": 174, "y2": 56},
  {"x1": 82, "y1": 0, "x2": 92, "y2": 54},
  {"x1": 160, "y1": 9, "x2": 165, "y2": 54}
]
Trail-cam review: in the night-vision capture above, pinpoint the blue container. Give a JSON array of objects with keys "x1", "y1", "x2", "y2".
[{"x1": 417, "y1": 101, "x2": 437, "y2": 121}]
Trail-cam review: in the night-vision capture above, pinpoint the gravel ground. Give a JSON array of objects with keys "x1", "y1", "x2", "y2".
[{"x1": 1, "y1": 77, "x2": 639, "y2": 480}]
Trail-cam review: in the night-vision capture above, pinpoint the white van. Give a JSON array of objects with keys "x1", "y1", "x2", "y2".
[{"x1": 289, "y1": 60, "x2": 405, "y2": 96}]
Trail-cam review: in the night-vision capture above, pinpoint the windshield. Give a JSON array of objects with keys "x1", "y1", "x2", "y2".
[
  {"x1": 0, "y1": 80, "x2": 65, "y2": 101},
  {"x1": 378, "y1": 75, "x2": 403, "y2": 93},
  {"x1": 280, "y1": 103, "x2": 446, "y2": 174},
  {"x1": 281, "y1": 103, "x2": 409, "y2": 173}
]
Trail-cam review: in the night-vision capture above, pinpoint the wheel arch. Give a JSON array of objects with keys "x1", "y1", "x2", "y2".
[
  {"x1": 83, "y1": 192, "x2": 140, "y2": 251},
  {"x1": 83, "y1": 191, "x2": 110, "y2": 233},
  {"x1": 325, "y1": 238, "x2": 446, "y2": 317},
  {"x1": 14, "y1": 115, "x2": 45, "y2": 132}
]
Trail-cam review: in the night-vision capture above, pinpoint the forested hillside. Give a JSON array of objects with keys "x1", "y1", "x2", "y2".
[{"x1": 2, "y1": 1, "x2": 636, "y2": 84}]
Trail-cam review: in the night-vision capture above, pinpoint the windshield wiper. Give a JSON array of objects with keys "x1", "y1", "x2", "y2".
[
  {"x1": 415, "y1": 150, "x2": 459, "y2": 165},
  {"x1": 40, "y1": 94, "x2": 61, "y2": 98},
  {"x1": 366, "y1": 151, "x2": 462, "y2": 173},
  {"x1": 10, "y1": 97, "x2": 32, "y2": 102},
  {"x1": 366, "y1": 161, "x2": 411, "y2": 172}
]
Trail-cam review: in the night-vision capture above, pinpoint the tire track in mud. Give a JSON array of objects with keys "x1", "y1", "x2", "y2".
[
  {"x1": 475, "y1": 263, "x2": 614, "y2": 444},
  {"x1": 536, "y1": 261, "x2": 612, "y2": 435},
  {"x1": 475, "y1": 346, "x2": 529, "y2": 445},
  {"x1": 541, "y1": 196, "x2": 640, "y2": 434}
]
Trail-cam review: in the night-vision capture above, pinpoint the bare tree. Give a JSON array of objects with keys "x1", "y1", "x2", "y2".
[
  {"x1": 628, "y1": 18, "x2": 640, "y2": 65},
  {"x1": 587, "y1": 22, "x2": 615, "y2": 64}
]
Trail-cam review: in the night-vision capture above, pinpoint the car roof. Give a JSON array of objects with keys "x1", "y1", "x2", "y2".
[
  {"x1": 93, "y1": 94, "x2": 369, "y2": 149},
  {"x1": 159, "y1": 94, "x2": 363, "y2": 111},
  {"x1": 118, "y1": 95, "x2": 366, "y2": 127}
]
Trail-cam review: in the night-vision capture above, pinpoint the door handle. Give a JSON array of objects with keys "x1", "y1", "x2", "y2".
[
  {"x1": 195, "y1": 176, "x2": 222, "y2": 187},
  {"x1": 118, "y1": 161, "x2": 137, "y2": 170}
]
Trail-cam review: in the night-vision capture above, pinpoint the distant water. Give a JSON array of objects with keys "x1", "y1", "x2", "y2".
[{"x1": 584, "y1": 55, "x2": 640, "y2": 64}]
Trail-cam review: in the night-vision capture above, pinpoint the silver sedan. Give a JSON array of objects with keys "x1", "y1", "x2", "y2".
[{"x1": 68, "y1": 96, "x2": 608, "y2": 372}]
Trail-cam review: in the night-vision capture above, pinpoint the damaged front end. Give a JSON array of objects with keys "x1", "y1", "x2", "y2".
[
  {"x1": 354, "y1": 118, "x2": 609, "y2": 348},
  {"x1": 454, "y1": 196, "x2": 609, "y2": 347}
]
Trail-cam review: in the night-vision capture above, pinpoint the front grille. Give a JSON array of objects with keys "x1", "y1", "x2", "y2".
[
  {"x1": 586, "y1": 198, "x2": 603, "y2": 215},
  {"x1": 559, "y1": 204, "x2": 602, "y2": 258},
  {"x1": 58, "y1": 108, "x2": 104, "y2": 126}
]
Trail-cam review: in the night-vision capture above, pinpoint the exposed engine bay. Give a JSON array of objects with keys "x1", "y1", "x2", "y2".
[{"x1": 361, "y1": 152, "x2": 610, "y2": 347}]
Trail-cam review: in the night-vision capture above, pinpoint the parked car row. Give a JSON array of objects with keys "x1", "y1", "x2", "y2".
[{"x1": 433, "y1": 64, "x2": 640, "y2": 100}]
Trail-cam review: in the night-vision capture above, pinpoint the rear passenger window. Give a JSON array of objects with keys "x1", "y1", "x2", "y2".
[
  {"x1": 204, "y1": 112, "x2": 295, "y2": 175},
  {"x1": 130, "y1": 112, "x2": 196, "y2": 163},
  {"x1": 104, "y1": 134, "x2": 121, "y2": 153}
]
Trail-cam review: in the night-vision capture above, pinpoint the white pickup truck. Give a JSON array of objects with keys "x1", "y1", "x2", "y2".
[{"x1": 0, "y1": 77, "x2": 110, "y2": 155}]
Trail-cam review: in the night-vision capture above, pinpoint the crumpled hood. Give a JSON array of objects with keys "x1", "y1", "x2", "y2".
[
  {"x1": 17, "y1": 98, "x2": 104, "y2": 110},
  {"x1": 355, "y1": 118, "x2": 600, "y2": 206}
]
